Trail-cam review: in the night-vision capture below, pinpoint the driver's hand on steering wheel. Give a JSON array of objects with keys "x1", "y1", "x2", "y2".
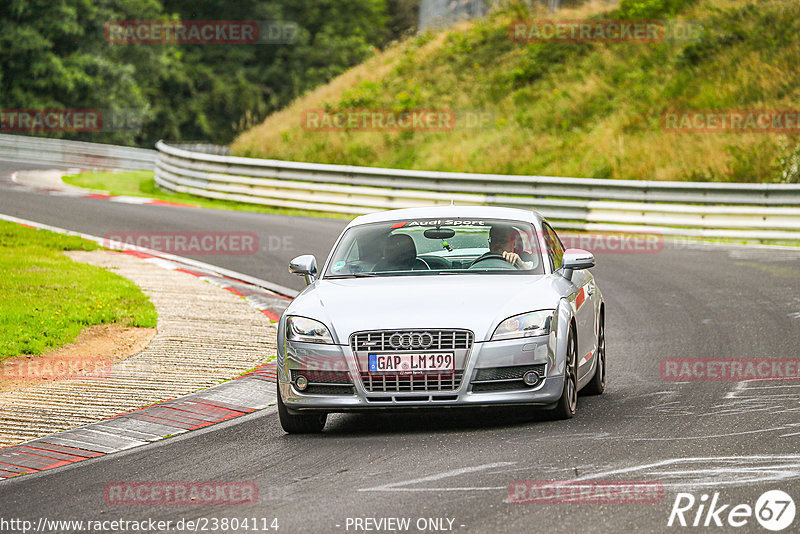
[
  {"x1": 501, "y1": 251, "x2": 533, "y2": 269},
  {"x1": 502, "y1": 251, "x2": 523, "y2": 267}
]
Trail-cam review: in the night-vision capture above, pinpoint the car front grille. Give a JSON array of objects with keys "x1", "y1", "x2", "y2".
[
  {"x1": 474, "y1": 364, "x2": 546, "y2": 382},
  {"x1": 351, "y1": 330, "x2": 473, "y2": 393},
  {"x1": 359, "y1": 372, "x2": 464, "y2": 392},
  {"x1": 350, "y1": 330, "x2": 473, "y2": 352},
  {"x1": 305, "y1": 385, "x2": 356, "y2": 395},
  {"x1": 471, "y1": 364, "x2": 547, "y2": 393},
  {"x1": 290, "y1": 369, "x2": 354, "y2": 395},
  {"x1": 290, "y1": 369, "x2": 353, "y2": 384}
]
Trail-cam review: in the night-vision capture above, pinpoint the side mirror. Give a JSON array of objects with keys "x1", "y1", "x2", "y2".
[
  {"x1": 561, "y1": 248, "x2": 595, "y2": 281},
  {"x1": 289, "y1": 255, "x2": 317, "y2": 285}
]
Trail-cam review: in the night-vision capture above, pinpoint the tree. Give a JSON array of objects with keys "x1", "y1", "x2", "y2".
[{"x1": 0, "y1": 0, "x2": 408, "y2": 146}]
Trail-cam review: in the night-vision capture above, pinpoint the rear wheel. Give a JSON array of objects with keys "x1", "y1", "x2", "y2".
[
  {"x1": 551, "y1": 327, "x2": 578, "y2": 420},
  {"x1": 584, "y1": 318, "x2": 606, "y2": 396},
  {"x1": 277, "y1": 388, "x2": 327, "y2": 434}
]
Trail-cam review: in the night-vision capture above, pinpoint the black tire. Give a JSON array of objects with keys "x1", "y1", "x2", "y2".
[
  {"x1": 583, "y1": 317, "x2": 606, "y2": 396},
  {"x1": 551, "y1": 327, "x2": 578, "y2": 420},
  {"x1": 277, "y1": 388, "x2": 327, "y2": 434}
]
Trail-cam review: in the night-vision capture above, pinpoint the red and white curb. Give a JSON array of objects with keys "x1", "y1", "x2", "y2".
[
  {"x1": 116, "y1": 249, "x2": 291, "y2": 323},
  {"x1": 0, "y1": 361, "x2": 277, "y2": 480},
  {"x1": 0, "y1": 215, "x2": 290, "y2": 480},
  {"x1": 9, "y1": 170, "x2": 196, "y2": 208},
  {"x1": 80, "y1": 193, "x2": 195, "y2": 208}
]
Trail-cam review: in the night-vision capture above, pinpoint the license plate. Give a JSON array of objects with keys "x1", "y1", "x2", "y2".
[{"x1": 368, "y1": 353, "x2": 455, "y2": 374}]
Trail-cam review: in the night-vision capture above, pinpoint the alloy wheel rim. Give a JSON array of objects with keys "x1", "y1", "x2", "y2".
[
  {"x1": 567, "y1": 335, "x2": 577, "y2": 412},
  {"x1": 599, "y1": 323, "x2": 606, "y2": 387}
]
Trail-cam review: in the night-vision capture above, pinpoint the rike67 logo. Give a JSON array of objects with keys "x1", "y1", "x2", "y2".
[{"x1": 668, "y1": 490, "x2": 796, "y2": 531}]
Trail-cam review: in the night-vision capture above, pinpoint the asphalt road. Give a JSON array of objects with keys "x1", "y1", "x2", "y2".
[{"x1": 2, "y1": 160, "x2": 800, "y2": 533}]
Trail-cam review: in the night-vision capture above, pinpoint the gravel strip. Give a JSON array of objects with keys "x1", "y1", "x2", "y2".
[{"x1": 0, "y1": 250, "x2": 276, "y2": 448}]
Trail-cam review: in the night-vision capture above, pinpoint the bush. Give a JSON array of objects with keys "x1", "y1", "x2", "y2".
[{"x1": 616, "y1": 0, "x2": 697, "y2": 18}]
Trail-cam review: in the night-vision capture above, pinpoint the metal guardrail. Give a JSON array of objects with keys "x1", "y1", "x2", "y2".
[
  {"x1": 168, "y1": 142, "x2": 231, "y2": 156},
  {"x1": 0, "y1": 134, "x2": 155, "y2": 171},
  {"x1": 155, "y1": 141, "x2": 800, "y2": 241},
  {"x1": 1, "y1": 135, "x2": 796, "y2": 241}
]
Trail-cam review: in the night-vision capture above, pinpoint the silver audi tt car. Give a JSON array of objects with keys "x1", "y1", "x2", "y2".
[{"x1": 277, "y1": 206, "x2": 605, "y2": 433}]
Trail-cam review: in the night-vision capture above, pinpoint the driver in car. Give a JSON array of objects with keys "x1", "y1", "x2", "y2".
[{"x1": 475, "y1": 224, "x2": 534, "y2": 269}]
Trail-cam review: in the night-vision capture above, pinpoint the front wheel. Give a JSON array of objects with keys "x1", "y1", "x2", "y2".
[
  {"x1": 583, "y1": 318, "x2": 606, "y2": 396},
  {"x1": 551, "y1": 327, "x2": 578, "y2": 420},
  {"x1": 277, "y1": 388, "x2": 327, "y2": 433}
]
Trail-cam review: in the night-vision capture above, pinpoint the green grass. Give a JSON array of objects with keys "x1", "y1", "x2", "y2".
[
  {"x1": 0, "y1": 221, "x2": 158, "y2": 359},
  {"x1": 63, "y1": 170, "x2": 151, "y2": 196},
  {"x1": 232, "y1": 0, "x2": 800, "y2": 183},
  {"x1": 63, "y1": 171, "x2": 351, "y2": 220}
]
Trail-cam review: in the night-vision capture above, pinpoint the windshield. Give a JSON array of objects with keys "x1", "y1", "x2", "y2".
[{"x1": 324, "y1": 218, "x2": 545, "y2": 278}]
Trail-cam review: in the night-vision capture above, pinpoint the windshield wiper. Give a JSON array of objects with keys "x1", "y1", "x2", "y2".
[
  {"x1": 325, "y1": 272, "x2": 381, "y2": 279},
  {"x1": 327, "y1": 271, "x2": 466, "y2": 279}
]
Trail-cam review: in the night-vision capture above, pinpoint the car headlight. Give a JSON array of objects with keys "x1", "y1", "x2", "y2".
[
  {"x1": 491, "y1": 310, "x2": 555, "y2": 341},
  {"x1": 286, "y1": 316, "x2": 334, "y2": 344}
]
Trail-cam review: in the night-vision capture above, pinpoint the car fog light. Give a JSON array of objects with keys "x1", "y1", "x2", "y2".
[
  {"x1": 295, "y1": 375, "x2": 308, "y2": 391},
  {"x1": 523, "y1": 371, "x2": 540, "y2": 387}
]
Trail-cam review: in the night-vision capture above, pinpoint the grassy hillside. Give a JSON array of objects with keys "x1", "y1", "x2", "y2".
[{"x1": 232, "y1": 0, "x2": 800, "y2": 183}]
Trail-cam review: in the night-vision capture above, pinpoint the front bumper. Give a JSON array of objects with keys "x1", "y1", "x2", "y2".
[{"x1": 279, "y1": 334, "x2": 563, "y2": 413}]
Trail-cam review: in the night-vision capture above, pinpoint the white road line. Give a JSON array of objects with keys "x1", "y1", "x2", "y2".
[
  {"x1": 724, "y1": 381, "x2": 747, "y2": 399},
  {"x1": 623, "y1": 425, "x2": 800, "y2": 441},
  {"x1": 721, "y1": 394, "x2": 800, "y2": 401},
  {"x1": 359, "y1": 456, "x2": 800, "y2": 494},
  {"x1": 361, "y1": 486, "x2": 507, "y2": 492},
  {"x1": 572, "y1": 455, "x2": 800, "y2": 488},
  {"x1": 358, "y1": 462, "x2": 515, "y2": 492},
  {"x1": 733, "y1": 382, "x2": 800, "y2": 391},
  {"x1": 108, "y1": 196, "x2": 151, "y2": 204}
]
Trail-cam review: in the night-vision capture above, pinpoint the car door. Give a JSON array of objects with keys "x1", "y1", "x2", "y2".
[
  {"x1": 543, "y1": 223, "x2": 596, "y2": 382},
  {"x1": 574, "y1": 271, "x2": 598, "y2": 383}
]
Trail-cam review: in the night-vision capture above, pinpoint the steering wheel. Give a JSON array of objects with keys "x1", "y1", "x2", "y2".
[
  {"x1": 414, "y1": 257, "x2": 431, "y2": 270},
  {"x1": 468, "y1": 254, "x2": 519, "y2": 270}
]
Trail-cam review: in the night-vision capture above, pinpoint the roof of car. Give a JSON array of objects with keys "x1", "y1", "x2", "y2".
[{"x1": 349, "y1": 205, "x2": 543, "y2": 228}]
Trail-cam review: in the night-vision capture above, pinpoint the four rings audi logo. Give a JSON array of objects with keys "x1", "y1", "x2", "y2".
[{"x1": 389, "y1": 332, "x2": 435, "y2": 349}]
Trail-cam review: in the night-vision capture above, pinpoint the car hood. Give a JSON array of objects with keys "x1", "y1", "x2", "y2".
[{"x1": 287, "y1": 274, "x2": 564, "y2": 343}]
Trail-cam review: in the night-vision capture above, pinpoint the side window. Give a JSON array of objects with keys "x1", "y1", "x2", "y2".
[{"x1": 543, "y1": 223, "x2": 564, "y2": 271}]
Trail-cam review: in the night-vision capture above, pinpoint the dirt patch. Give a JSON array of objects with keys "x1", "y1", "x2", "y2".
[{"x1": 0, "y1": 323, "x2": 156, "y2": 394}]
